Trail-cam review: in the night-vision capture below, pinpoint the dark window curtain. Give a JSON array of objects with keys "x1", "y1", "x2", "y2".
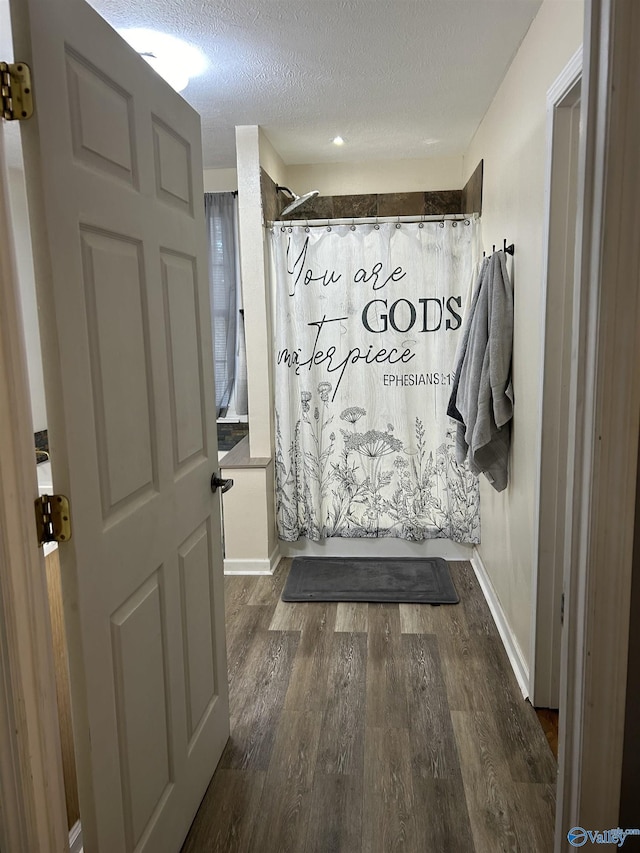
[{"x1": 205, "y1": 192, "x2": 238, "y2": 418}]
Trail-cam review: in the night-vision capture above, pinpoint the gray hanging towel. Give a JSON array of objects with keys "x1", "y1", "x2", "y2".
[{"x1": 447, "y1": 251, "x2": 514, "y2": 491}]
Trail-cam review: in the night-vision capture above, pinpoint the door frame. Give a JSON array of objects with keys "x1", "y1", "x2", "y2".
[
  {"x1": 556, "y1": 0, "x2": 640, "y2": 839},
  {"x1": 0, "y1": 125, "x2": 67, "y2": 851},
  {"x1": 530, "y1": 48, "x2": 582, "y2": 709}
]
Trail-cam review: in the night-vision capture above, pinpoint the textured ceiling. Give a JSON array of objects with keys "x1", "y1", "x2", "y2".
[{"x1": 95, "y1": 1, "x2": 541, "y2": 169}]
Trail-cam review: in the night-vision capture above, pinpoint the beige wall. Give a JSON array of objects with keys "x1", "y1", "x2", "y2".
[
  {"x1": 463, "y1": 0, "x2": 584, "y2": 664},
  {"x1": 286, "y1": 155, "x2": 464, "y2": 196},
  {"x1": 202, "y1": 152, "x2": 465, "y2": 198},
  {"x1": 235, "y1": 125, "x2": 273, "y2": 457},
  {"x1": 203, "y1": 168, "x2": 237, "y2": 192},
  {"x1": 222, "y1": 127, "x2": 279, "y2": 573},
  {"x1": 258, "y1": 130, "x2": 288, "y2": 189}
]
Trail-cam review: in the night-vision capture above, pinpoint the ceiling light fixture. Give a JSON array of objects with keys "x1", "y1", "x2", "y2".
[
  {"x1": 118, "y1": 28, "x2": 208, "y2": 93},
  {"x1": 332, "y1": 136, "x2": 345, "y2": 146}
]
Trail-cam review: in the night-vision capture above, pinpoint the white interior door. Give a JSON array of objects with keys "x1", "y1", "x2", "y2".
[{"x1": 14, "y1": 0, "x2": 230, "y2": 849}]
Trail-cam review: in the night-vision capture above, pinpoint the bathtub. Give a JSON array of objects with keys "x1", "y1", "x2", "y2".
[{"x1": 37, "y1": 460, "x2": 53, "y2": 494}]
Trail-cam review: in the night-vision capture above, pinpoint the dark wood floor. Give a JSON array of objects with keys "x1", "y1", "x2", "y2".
[
  {"x1": 182, "y1": 559, "x2": 557, "y2": 853},
  {"x1": 535, "y1": 708, "x2": 559, "y2": 759}
]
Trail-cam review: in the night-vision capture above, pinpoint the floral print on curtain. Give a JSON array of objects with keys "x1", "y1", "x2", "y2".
[{"x1": 271, "y1": 219, "x2": 481, "y2": 544}]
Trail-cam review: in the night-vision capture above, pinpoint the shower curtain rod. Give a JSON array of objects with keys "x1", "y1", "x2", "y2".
[{"x1": 267, "y1": 213, "x2": 477, "y2": 227}]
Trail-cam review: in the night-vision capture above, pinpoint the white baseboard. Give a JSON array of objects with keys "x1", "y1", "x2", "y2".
[
  {"x1": 470, "y1": 548, "x2": 530, "y2": 699},
  {"x1": 280, "y1": 538, "x2": 474, "y2": 560},
  {"x1": 224, "y1": 547, "x2": 281, "y2": 576},
  {"x1": 69, "y1": 820, "x2": 82, "y2": 853}
]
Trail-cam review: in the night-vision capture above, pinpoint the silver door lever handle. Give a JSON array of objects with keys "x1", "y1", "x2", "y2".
[{"x1": 211, "y1": 473, "x2": 234, "y2": 494}]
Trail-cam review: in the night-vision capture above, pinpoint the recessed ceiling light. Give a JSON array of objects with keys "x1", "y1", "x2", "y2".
[
  {"x1": 332, "y1": 136, "x2": 345, "y2": 146},
  {"x1": 118, "y1": 29, "x2": 208, "y2": 93}
]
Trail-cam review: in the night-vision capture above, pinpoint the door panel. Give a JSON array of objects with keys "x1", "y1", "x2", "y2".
[
  {"x1": 65, "y1": 49, "x2": 138, "y2": 185},
  {"x1": 152, "y1": 118, "x2": 193, "y2": 213},
  {"x1": 161, "y1": 251, "x2": 206, "y2": 469},
  {"x1": 178, "y1": 523, "x2": 217, "y2": 741},
  {"x1": 18, "y1": 0, "x2": 230, "y2": 849},
  {"x1": 80, "y1": 228, "x2": 157, "y2": 513},
  {"x1": 111, "y1": 573, "x2": 172, "y2": 849}
]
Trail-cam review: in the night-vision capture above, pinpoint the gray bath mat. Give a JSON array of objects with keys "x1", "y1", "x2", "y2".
[{"x1": 282, "y1": 557, "x2": 459, "y2": 604}]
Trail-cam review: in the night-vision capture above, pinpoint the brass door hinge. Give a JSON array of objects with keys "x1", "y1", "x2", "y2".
[
  {"x1": 35, "y1": 494, "x2": 72, "y2": 545},
  {"x1": 1, "y1": 61, "x2": 33, "y2": 121}
]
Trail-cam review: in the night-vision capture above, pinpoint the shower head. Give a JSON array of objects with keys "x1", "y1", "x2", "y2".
[{"x1": 276, "y1": 185, "x2": 320, "y2": 217}]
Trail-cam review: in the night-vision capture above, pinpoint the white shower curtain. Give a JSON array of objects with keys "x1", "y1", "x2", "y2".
[{"x1": 271, "y1": 218, "x2": 481, "y2": 544}]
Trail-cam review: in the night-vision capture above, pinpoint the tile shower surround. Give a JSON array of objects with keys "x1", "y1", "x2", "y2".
[{"x1": 261, "y1": 160, "x2": 483, "y2": 223}]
